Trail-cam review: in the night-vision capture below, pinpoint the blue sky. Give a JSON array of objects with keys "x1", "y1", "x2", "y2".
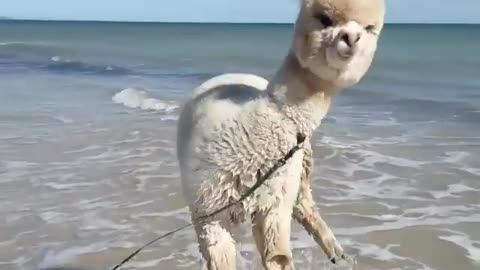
[{"x1": 1, "y1": 0, "x2": 479, "y2": 24}]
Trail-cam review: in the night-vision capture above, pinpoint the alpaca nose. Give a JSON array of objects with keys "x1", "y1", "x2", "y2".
[
  {"x1": 340, "y1": 31, "x2": 361, "y2": 48},
  {"x1": 336, "y1": 30, "x2": 361, "y2": 58}
]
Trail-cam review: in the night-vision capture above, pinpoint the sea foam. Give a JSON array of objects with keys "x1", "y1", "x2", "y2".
[{"x1": 112, "y1": 88, "x2": 179, "y2": 112}]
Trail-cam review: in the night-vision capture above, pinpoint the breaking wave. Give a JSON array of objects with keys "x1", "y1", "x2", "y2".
[{"x1": 112, "y1": 88, "x2": 179, "y2": 112}]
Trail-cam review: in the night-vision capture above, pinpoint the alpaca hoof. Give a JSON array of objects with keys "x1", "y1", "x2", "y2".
[
  {"x1": 321, "y1": 232, "x2": 344, "y2": 264},
  {"x1": 330, "y1": 253, "x2": 349, "y2": 265}
]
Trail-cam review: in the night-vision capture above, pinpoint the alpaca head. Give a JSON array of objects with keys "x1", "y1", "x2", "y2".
[{"x1": 293, "y1": 0, "x2": 385, "y2": 88}]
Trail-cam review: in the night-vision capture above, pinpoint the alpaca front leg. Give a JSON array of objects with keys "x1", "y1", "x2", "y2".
[
  {"x1": 293, "y1": 192, "x2": 344, "y2": 263},
  {"x1": 252, "y1": 206, "x2": 296, "y2": 270},
  {"x1": 195, "y1": 221, "x2": 237, "y2": 270},
  {"x1": 292, "y1": 144, "x2": 344, "y2": 263}
]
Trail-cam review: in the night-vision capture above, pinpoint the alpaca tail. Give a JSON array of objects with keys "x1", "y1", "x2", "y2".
[{"x1": 192, "y1": 73, "x2": 269, "y2": 98}]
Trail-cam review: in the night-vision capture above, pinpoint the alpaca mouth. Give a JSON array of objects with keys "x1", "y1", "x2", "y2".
[
  {"x1": 338, "y1": 50, "x2": 354, "y2": 59},
  {"x1": 335, "y1": 44, "x2": 357, "y2": 61},
  {"x1": 325, "y1": 47, "x2": 352, "y2": 70}
]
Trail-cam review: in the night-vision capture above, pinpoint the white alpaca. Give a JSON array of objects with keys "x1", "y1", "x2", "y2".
[{"x1": 176, "y1": 0, "x2": 386, "y2": 269}]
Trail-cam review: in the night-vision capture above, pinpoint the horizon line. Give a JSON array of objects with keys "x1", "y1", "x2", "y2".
[{"x1": 0, "y1": 18, "x2": 479, "y2": 25}]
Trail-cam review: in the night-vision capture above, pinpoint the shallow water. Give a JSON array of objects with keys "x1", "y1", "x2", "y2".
[{"x1": 0, "y1": 22, "x2": 479, "y2": 270}]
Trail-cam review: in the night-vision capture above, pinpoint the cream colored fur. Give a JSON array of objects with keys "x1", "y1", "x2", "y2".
[{"x1": 176, "y1": 0, "x2": 385, "y2": 269}]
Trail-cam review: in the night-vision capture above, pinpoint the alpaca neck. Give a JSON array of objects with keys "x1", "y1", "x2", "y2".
[{"x1": 266, "y1": 52, "x2": 338, "y2": 134}]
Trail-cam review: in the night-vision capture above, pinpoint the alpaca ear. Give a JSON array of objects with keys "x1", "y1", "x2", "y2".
[
  {"x1": 293, "y1": 33, "x2": 310, "y2": 68},
  {"x1": 297, "y1": 0, "x2": 313, "y2": 10},
  {"x1": 299, "y1": 0, "x2": 313, "y2": 7}
]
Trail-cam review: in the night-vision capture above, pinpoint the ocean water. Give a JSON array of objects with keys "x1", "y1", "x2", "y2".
[{"x1": 0, "y1": 21, "x2": 479, "y2": 270}]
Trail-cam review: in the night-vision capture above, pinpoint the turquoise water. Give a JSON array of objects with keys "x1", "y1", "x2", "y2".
[{"x1": 0, "y1": 21, "x2": 479, "y2": 270}]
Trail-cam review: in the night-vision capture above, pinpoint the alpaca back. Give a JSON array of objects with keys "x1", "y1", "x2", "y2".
[{"x1": 192, "y1": 73, "x2": 268, "y2": 97}]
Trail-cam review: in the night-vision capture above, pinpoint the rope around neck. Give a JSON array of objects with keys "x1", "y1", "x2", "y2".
[{"x1": 110, "y1": 133, "x2": 306, "y2": 270}]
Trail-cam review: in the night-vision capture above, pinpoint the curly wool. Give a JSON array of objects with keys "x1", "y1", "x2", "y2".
[{"x1": 178, "y1": 77, "x2": 305, "y2": 219}]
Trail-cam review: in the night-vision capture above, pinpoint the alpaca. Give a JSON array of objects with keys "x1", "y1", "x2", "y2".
[{"x1": 176, "y1": 0, "x2": 386, "y2": 269}]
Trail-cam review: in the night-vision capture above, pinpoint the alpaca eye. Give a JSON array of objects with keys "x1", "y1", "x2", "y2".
[
  {"x1": 365, "y1": 25, "x2": 376, "y2": 32},
  {"x1": 315, "y1": 14, "x2": 334, "y2": 27}
]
